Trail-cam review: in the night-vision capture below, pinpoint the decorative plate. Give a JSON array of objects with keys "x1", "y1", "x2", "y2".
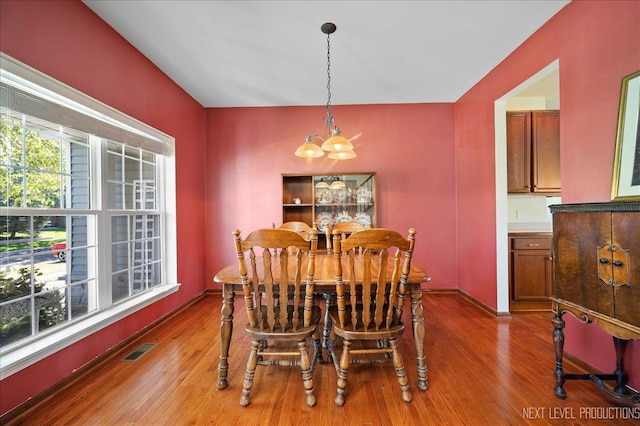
[
  {"x1": 316, "y1": 212, "x2": 335, "y2": 232},
  {"x1": 354, "y1": 212, "x2": 372, "y2": 228},
  {"x1": 335, "y1": 212, "x2": 353, "y2": 223}
]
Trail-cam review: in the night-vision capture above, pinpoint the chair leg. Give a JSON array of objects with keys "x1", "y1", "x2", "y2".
[
  {"x1": 335, "y1": 339, "x2": 351, "y2": 406},
  {"x1": 328, "y1": 324, "x2": 338, "y2": 365},
  {"x1": 389, "y1": 338, "x2": 412, "y2": 402},
  {"x1": 311, "y1": 329, "x2": 322, "y2": 371},
  {"x1": 298, "y1": 340, "x2": 317, "y2": 407},
  {"x1": 240, "y1": 340, "x2": 260, "y2": 407}
]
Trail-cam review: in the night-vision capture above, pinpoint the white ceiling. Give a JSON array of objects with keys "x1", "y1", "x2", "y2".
[{"x1": 83, "y1": 0, "x2": 569, "y2": 108}]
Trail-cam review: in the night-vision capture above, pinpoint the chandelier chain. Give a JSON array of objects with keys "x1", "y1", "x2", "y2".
[
  {"x1": 295, "y1": 22, "x2": 356, "y2": 160},
  {"x1": 326, "y1": 31, "x2": 332, "y2": 122}
]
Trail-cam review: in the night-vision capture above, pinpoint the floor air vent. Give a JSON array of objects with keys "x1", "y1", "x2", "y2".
[{"x1": 123, "y1": 343, "x2": 156, "y2": 361}]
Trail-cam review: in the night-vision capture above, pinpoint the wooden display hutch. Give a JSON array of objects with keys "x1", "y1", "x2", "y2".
[
  {"x1": 550, "y1": 201, "x2": 640, "y2": 403},
  {"x1": 282, "y1": 173, "x2": 376, "y2": 250}
]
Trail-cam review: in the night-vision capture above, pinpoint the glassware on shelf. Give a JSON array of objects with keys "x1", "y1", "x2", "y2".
[
  {"x1": 315, "y1": 178, "x2": 332, "y2": 204},
  {"x1": 316, "y1": 188, "x2": 332, "y2": 204},
  {"x1": 356, "y1": 186, "x2": 372, "y2": 203},
  {"x1": 332, "y1": 186, "x2": 350, "y2": 203}
]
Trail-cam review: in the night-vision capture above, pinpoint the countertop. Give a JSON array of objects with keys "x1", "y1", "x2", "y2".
[
  {"x1": 508, "y1": 222, "x2": 552, "y2": 235},
  {"x1": 508, "y1": 230, "x2": 552, "y2": 235}
]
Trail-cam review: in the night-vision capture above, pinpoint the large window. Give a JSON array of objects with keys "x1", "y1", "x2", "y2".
[{"x1": 0, "y1": 53, "x2": 177, "y2": 376}]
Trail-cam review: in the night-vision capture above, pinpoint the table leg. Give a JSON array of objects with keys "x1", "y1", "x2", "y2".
[
  {"x1": 217, "y1": 283, "x2": 235, "y2": 390},
  {"x1": 411, "y1": 286, "x2": 429, "y2": 390},
  {"x1": 321, "y1": 292, "x2": 335, "y2": 361}
]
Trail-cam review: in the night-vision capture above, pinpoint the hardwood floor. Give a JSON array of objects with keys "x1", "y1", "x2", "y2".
[{"x1": 5, "y1": 292, "x2": 638, "y2": 425}]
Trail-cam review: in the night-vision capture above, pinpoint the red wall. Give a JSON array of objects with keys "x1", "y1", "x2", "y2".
[
  {"x1": 455, "y1": 0, "x2": 640, "y2": 387},
  {"x1": 0, "y1": 0, "x2": 207, "y2": 414},
  {"x1": 1, "y1": 0, "x2": 639, "y2": 416},
  {"x1": 204, "y1": 103, "x2": 458, "y2": 289}
]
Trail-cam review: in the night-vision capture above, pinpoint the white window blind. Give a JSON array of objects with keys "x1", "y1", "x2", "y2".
[{"x1": 0, "y1": 53, "x2": 173, "y2": 155}]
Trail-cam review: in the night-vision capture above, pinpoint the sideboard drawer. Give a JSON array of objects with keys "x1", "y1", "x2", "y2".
[{"x1": 513, "y1": 237, "x2": 551, "y2": 250}]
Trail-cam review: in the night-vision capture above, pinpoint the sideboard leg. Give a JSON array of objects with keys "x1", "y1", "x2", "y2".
[
  {"x1": 612, "y1": 336, "x2": 629, "y2": 396},
  {"x1": 552, "y1": 312, "x2": 567, "y2": 399}
]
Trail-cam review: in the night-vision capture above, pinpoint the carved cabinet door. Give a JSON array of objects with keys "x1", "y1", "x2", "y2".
[
  {"x1": 552, "y1": 211, "x2": 614, "y2": 316},
  {"x1": 611, "y1": 212, "x2": 640, "y2": 327}
]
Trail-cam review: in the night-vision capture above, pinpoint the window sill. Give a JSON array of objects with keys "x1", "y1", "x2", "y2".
[{"x1": 0, "y1": 283, "x2": 180, "y2": 379}]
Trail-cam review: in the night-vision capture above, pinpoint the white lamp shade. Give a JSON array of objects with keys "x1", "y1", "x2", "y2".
[
  {"x1": 321, "y1": 135, "x2": 353, "y2": 152},
  {"x1": 328, "y1": 149, "x2": 357, "y2": 160},
  {"x1": 295, "y1": 140, "x2": 324, "y2": 158},
  {"x1": 320, "y1": 127, "x2": 353, "y2": 152}
]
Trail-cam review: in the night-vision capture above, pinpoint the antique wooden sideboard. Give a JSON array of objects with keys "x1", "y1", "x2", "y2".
[{"x1": 549, "y1": 201, "x2": 640, "y2": 403}]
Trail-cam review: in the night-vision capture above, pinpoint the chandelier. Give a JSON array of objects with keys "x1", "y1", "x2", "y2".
[{"x1": 295, "y1": 22, "x2": 357, "y2": 160}]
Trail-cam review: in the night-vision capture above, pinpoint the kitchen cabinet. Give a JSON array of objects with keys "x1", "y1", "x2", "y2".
[
  {"x1": 509, "y1": 233, "x2": 553, "y2": 312},
  {"x1": 282, "y1": 173, "x2": 376, "y2": 250},
  {"x1": 550, "y1": 201, "x2": 639, "y2": 403},
  {"x1": 507, "y1": 110, "x2": 560, "y2": 194}
]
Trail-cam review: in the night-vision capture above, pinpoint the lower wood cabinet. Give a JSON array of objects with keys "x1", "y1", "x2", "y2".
[{"x1": 509, "y1": 233, "x2": 553, "y2": 312}]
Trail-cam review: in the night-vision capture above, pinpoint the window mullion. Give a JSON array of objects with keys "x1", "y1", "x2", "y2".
[
  {"x1": 94, "y1": 136, "x2": 111, "y2": 309},
  {"x1": 20, "y1": 115, "x2": 27, "y2": 208}
]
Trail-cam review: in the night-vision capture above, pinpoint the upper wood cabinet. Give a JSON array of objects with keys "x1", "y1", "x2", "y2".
[{"x1": 507, "y1": 110, "x2": 561, "y2": 194}]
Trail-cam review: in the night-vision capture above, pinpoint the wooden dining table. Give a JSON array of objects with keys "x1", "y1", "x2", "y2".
[{"x1": 213, "y1": 252, "x2": 431, "y2": 392}]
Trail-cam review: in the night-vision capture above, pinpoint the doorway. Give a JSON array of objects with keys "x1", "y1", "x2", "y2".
[{"x1": 494, "y1": 60, "x2": 560, "y2": 313}]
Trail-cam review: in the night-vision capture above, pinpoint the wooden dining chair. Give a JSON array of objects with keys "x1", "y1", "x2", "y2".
[
  {"x1": 327, "y1": 228, "x2": 416, "y2": 406},
  {"x1": 233, "y1": 228, "x2": 322, "y2": 407},
  {"x1": 325, "y1": 221, "x2": 367, "y2": 254},
  {"x1": 273, "y1": 220, "x2": 313, "y2": 233},
  {"x1": 320, "y1": 221, "x2": 368, "y2": 354},
  {"x1": 273, "y1": 221, "x2": 314, "y2": 240}
]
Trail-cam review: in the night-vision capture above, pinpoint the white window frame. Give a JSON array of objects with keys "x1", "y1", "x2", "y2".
[{"x1": 0, "y1": 53, "x2": 179, "y2": 378}]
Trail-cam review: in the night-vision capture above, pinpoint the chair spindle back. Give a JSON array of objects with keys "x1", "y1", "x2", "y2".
[
  {"x1": 332, "y1": 228, "x2": 416, "y2": 331},
  {"x1": 233, "y1": 228, "x2": 318, "y2": 332}
]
